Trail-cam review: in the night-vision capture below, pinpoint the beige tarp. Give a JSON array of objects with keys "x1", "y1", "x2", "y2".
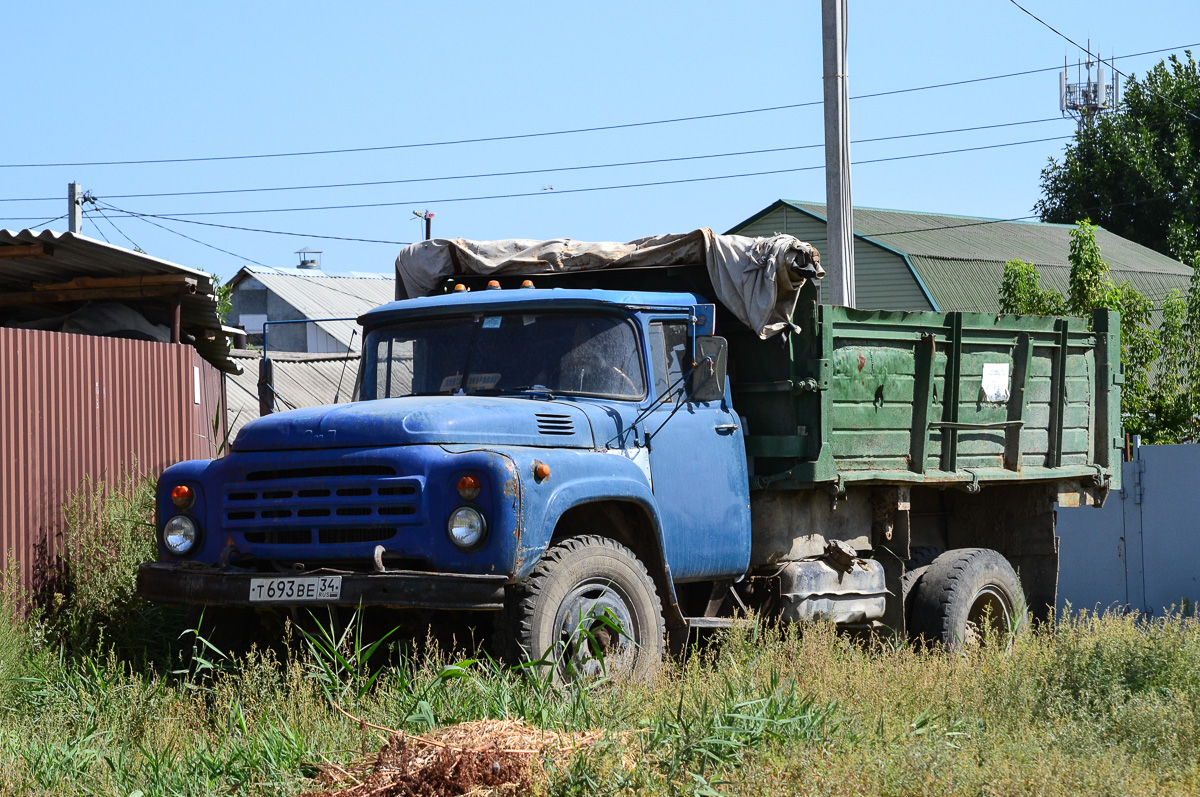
[{"x1": 394, "y1": 228, "x2": 823, "y2": 339}]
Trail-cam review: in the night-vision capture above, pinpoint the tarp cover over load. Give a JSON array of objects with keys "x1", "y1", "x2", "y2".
[{"x1": 394, "y1": 228, "x2": 823, "y2": 339}]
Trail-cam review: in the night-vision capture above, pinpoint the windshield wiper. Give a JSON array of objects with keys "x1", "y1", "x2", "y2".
[{"x1": 473, "y1": 385, "x2": 555, "y2": 400}]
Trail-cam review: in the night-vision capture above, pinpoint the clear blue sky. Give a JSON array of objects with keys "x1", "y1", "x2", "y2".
[{"x1": 2, "y1": 1, "x2": 1197, "y2": 282}]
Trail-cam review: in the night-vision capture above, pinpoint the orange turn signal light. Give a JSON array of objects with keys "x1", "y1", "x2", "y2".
[
  {"x1": 521, "y1": 279, "x2": 534, "y2": 288},
  {"x1": 457, "y1": 474, "x2": 482, "y2": 500},
  {"x1": 453, "y1": 283, "x2": 467, "y2": 292},
  {"x1": 171, "y1": 484, "x2": 195, "y2": 509},
  {"x1": 486, "y1": 280, "x2": 501, "y2": 290},
  {"x1": 533, "y1": 461, "x2": 551, "y2": 482}
]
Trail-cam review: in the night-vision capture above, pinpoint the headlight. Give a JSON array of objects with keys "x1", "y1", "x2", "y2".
[
  {"x1": 163, "y1": 515, "x2": 199, "y2": 555},
  {"x1": 447, "y1": 507, "x2": 487, "y2": 549}
]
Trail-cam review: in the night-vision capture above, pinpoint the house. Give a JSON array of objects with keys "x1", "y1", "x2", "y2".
[
  {"x1": 727, "y1": 200, "x2": 1194, "y2": 313},
  {"x1": 228, "y1": 250, "x2": 393, "y2": 353}
]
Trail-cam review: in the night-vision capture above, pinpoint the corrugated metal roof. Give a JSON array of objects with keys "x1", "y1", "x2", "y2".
[
  {"x1": 226, "y1": 349, "x2": 360, "y2": 434},
  {"x1": 0, "y1": 228, "x2": 239, "y2": 372},
  {"x1": 773, "y1": 201, "x2": 1194, "y2": 313},
  {"x1": 787, "y1": 201, "x2": 1192, "y2": 273},
  {"x1": 233, "y1": 266, "x2": 393, "y2": 349}
]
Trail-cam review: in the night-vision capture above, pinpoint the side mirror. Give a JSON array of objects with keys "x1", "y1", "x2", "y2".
[{"x1": 691, "y1": 336, "x2": 728, "y2": 402}]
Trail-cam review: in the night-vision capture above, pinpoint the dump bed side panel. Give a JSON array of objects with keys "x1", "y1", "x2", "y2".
[{"x1": 735, "y1": 290, "x2": 1121, "y2": 492}]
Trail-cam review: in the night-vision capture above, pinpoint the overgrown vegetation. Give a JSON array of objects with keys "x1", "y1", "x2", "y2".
[
  {"x1": 3, "y1": 476, "x2": 1200, "y2": 795},
  {"x1": 1000, "y1": 220, "x2": 1200, "y2": 442}
]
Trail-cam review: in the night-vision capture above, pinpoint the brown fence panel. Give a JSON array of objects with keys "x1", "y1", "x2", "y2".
[{"x1": 0, "y1": 327, "x2": 225, "y2": 588}]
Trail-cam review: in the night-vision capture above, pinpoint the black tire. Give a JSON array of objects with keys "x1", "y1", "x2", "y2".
[
  {"x1": 905, "y1": 546, "x2": 944, "y2": 570},
  {"x1": 908, "y1": 548, "x2": 1024, "y2": 652},
  {"x1": 505, "y1": 535, "x2": 666, "y2": 680},
  {"x1": 901, "y1": 564, "x2": 930, "y2": 631}
]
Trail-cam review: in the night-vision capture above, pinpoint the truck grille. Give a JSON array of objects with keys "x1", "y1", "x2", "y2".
[{"x1": 222, "y1": 473, "x2": 423, "y2": 545}]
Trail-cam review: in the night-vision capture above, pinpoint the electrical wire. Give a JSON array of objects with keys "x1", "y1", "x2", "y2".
[
  {"x1": 97, "y1": 117, "x2": 1066, "y2": 200},
  {"x1": 1, "y1": 41, "x2": 1195, "y2": 171},
  {"x1": 1007, "y1": 0, "x2": 1200, "y2": 123},
  {"x1": 92, "y1": 134, "x2": 1072, "y2": 218},
  {"x1": 81, "y1": 210, "x2": 111, "y2": 244},
  {"x1": 97, "y1": 201, "x2": 411, "y2": 246},
  {"x1": 90, "y1": 202, "x2": 142, "y2": 251},
  {"x1": 1, "y1": 213, "x2": 67, "y2": 229},
  {"x1": 108, "y1": 204, "x2": 270, "y2": 267}
]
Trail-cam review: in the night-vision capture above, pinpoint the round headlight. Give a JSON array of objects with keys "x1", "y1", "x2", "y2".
[
  {"x1": 163, "y1": 515, "x2": 199, "y2": 555},
  {"x1": 447, "y1": 507, "x2": 487, "y2": 549}
]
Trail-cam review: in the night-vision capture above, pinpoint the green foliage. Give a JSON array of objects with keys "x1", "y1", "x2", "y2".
[
  {"x1": 999, "y1": 259, "x2": 1066, "y2": 315},
  {"x1": 208, "y1": 271, "x2": 233, "y2": 324},
  {"x1": 1036, "y1": 51, "x2": 1200, "y2": 261},
  {"x1": 1000, "y1": 221, "x2": 1199, "y2": 442},
  {"x1": 1067, "y1": 220, "x2": 1113, "y2": 315},
  {"x1": 35, "y1": 471, "x2": 185, "y2": 664}
]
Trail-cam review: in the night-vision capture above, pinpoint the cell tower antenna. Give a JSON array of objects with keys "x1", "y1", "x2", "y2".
[{"x1": 1059, "y1": 41, "x2": 1120, "y2": 131}]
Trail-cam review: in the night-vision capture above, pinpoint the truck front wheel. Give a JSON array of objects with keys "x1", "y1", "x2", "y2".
[
  {"x1": 908, "y1": 548, "x2": 1025, "y2": 652},
  {"x1": 505, "y1": 535, "x2": 666, "y2": 679}
]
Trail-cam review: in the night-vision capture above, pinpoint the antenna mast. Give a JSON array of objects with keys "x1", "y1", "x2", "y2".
[{"x1": 1060, "y1": 40, "x2": 1120, "y2": 131}]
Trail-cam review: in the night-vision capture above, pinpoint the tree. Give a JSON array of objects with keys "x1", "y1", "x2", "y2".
[
  {"x1": 1036, "y1": 52, "x2": 1200, "y2": 262},
  {"x1": 1000, "y1": 221, "x2": 1199, "y2": 443}
]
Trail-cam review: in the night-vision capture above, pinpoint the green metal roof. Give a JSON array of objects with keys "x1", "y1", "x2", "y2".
[{"x1": 743, "y1": 201, "x2": 1194, "y2": 314}]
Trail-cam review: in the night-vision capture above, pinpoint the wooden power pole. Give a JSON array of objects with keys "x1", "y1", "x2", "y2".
[{"x1": 822, "y1": 0, "x2": 856, "y2": 307}]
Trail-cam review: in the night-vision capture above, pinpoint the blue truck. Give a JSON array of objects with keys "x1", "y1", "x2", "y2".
[{"x1": 138, "y1": 233, "x2": 1120, "y2": 674}]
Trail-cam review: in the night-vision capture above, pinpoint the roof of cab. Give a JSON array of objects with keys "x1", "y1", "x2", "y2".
[{"x1": 359, "y1": 287, "x2": 705, "y2": 327}]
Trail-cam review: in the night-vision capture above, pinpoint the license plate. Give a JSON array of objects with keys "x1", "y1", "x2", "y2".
[{"x1": 248, "y1": 575, "x2": 342, "y2": 603}]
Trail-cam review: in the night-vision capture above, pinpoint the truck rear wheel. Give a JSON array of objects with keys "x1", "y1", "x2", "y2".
[
  {"x1": 908, "y1": 548, "x2": 1024, "y2": 652},
  {"x1": 506, "y1": 535, "x2": 665, "y2": 680}
]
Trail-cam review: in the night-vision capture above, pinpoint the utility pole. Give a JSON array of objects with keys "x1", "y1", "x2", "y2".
[
  {"x1": 68, "y1": 182, "x2": 83, "y2": 234},
  {"x1": 822, "y1": 0, "x2": 856, "y2": 307},
  {"x1": 413, "y1": 209, "x2": 436, "y2": 240}
]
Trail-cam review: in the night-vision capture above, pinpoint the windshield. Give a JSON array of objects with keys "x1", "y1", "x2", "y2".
[{"x1": 362, "y1": 311, "x2": 646, "y2": 401}]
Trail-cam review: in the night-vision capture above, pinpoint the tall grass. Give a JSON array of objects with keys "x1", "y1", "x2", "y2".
[{"x1": 1, "y1": 478, "x2": 1198, "y2": 795}]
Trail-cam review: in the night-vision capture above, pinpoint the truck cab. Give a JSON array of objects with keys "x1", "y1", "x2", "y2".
[{"x1": 139, "y1": 286, "x2": 751, "y2": 673}]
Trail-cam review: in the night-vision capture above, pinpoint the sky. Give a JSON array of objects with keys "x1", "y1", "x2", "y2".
[{"x1": 2, "y1": 1, "x2": 1199, "y2": 283}]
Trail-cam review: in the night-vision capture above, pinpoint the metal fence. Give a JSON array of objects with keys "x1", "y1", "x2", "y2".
[
  {"x1": 0, "y1": 327, "x2": 225, "y2": 589},
  {"x1": 1057, "y1": 441, "x2": 1200, "y2": 616}
]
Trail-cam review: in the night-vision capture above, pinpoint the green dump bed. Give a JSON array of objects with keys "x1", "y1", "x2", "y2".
[
  {"x1": 732, "y1": 282, "x2": 1122, "y2": 493},
  {"x1": 444, "y1": 266, "x2": 1123, "y2": 494}
]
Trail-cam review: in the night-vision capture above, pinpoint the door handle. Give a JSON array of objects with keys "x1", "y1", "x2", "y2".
[{"x1": 714, "y1": 423, "x2": 740, "y2": 433}]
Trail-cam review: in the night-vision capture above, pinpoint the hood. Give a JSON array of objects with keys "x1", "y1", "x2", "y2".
[{"x1": 232, "y1": 396, "x2": 595, "y2": 452}]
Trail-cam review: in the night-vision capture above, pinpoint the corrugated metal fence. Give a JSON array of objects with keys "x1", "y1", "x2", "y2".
[{"x1": 0, "y1": 327, "x2": 225, "y2": 588}]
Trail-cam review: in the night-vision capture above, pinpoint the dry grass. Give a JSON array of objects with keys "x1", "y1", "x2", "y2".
[{"x1": 3, "y1": 474, "x2": 1198, "y2": 795}]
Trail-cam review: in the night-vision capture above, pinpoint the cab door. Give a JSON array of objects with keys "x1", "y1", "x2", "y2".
[{"x1": 644, "y1": 319, "x2": 751, "y2": 582}]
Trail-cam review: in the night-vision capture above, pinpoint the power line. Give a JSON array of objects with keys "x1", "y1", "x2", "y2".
[
  {"x1": 103, "y1": 203, "x2": 269, "y2": 267},
  {"x1": 90, "y1": 202, "x2": 142, "y2": 251},
  {"x1": 1007, "y1": 0, "x2": 1200, "y2": 123},
  {"x1": 97, "y1": 117, "x2": 1066, "y2": 200},
  {"x1": 0, "y1": 117, "x2": 1067, "y2": 205},
  {"x1": 2, "y1": 41, "x2": 1195, "y2": 171},
  {"x1": 1, "y1": 213, "x2": 66, "y2": 229},
  {"x1": 94, "y1": 134, "x2": 1072, "y2": 218},
  {"x1": 82, "y1": 210, "x2": 111, "y2": 244},
  {"x1": 98, "y1": 201, "x2": 412, "y2": 246}
]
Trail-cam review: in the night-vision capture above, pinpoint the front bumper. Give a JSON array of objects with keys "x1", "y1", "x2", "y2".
[{"x1": 137, "y1": 562, "x2": 507, "y2": 610}]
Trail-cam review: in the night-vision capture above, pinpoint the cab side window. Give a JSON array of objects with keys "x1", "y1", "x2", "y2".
[{"x1": 648, "y1": 321, "x2": 690, "y2": 401}]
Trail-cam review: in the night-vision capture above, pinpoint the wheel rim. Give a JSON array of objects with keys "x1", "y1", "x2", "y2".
[
  {"x1": 964, "y1": 586, "x2": 1013, "y2": 646},
  {"x1": 552, "y1": 579, "x2": 637, "y2": 678}
]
